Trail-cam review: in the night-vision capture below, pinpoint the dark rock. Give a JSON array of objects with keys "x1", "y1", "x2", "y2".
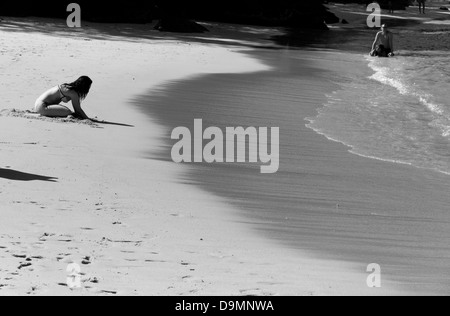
[
  {"x1": 440, "y1": 7, "x2": 449, "y2": 11},
  {"x1": 342, "y1": 19, "x2": 349, "y2": 24},
  {"x1": 154, "y1": 18, "x2": 209, "y2": 33},
  {"x1": 324, "y1": 11, "x2": 340, "y2": 24}
]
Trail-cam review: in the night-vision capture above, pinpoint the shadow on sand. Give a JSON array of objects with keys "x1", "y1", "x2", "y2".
[
  {"x1": 90, "y1": 119, "x2": 135, "y2": 127},
  {"x1": 0, "y1": 168, "x2": 58, "y2": 182},
  {"x1": 0, "y1": 16, "x2": 284, "y2": 51}
]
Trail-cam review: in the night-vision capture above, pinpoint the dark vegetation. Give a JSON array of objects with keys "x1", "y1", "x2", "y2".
[{"x1": 0, "y1": 1, "x2": 413, "y2": 32}]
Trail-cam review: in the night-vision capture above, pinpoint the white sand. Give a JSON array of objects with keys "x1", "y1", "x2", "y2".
[{"x1": 0, "y1": 17, "x2": 402, "y2": 296}]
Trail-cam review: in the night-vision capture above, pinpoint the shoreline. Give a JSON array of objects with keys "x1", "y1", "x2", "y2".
[
  {"x1": 249, "y1": 17, "x2": 450, "y2": 294},
  {"x1": 305, "y1": 53, "x2": 450, "y2": 178},
  {"x1": 133, "y1": 47, "x2": 417, "y2": 294},
  {"x1": 0, "y1": 17, "x2": 396, "y2": 296},
  {"x1": 136, "y1": 42, "x2": 450, "y2": 296}
]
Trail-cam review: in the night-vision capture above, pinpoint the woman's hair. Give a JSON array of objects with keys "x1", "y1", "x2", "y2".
[{"x1": 64, "y1": 76, "x2": 93, "y2": 100}]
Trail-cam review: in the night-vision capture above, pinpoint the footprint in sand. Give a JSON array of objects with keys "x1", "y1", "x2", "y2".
[
  {"x1": 56, "y1": 253, "x2": 72, "y2": 262},
  {"x1": 99, "y1": 290, "x2": 117, "y2": 295},
  {"x1": 18, "y1": 262, "x2": 32, "y2": 270},
  {"x1": 86, "y1": 277, "x2": 99, "y2": 284},
  {"x1": 39, "y1": 232, "x2": 74, "y2": 243},
  {"x1": 98, "y1": 237, "x2": 143, "y2": 247},
  {"x1": 145, "y1": 259, "x2": 167, "y2": 263},
  {"x1": 12, "y1": 252, "x2": 44, "y2": 270},
  {"x1": 26, "y1": 286, "x2": 39, "y2": 295},
  {"x1": 239, "y1": 288, "x2": 275, "y2": 296},
  {"x1": 81, "y1": 256, "x2": 92, "y2": 265},
  {"x1": 39, "y1": 233, "x2": 55, "y2": 241},
  {"x1": 95, "y1": 202, "x2": 104, "y2": 211},
  {"x1": 12, "y1": 254, "x2": 27, "y2": 259}
]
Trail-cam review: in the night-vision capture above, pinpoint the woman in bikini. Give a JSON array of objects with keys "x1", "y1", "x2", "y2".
[{"x1": 35, "y1": 76, "x2": 92, "y2": 119}]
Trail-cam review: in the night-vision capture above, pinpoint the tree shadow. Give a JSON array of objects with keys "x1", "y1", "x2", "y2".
[
  {"x1": 0, "y1": 16, "x2": 283, "y2": 50},
  {"x1": 0, "y1": 168, "x2": 58, "y2": 182}
]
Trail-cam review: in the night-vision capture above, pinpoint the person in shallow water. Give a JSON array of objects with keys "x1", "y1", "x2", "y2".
[
  {"x1": 370, "y1": 24, "x2": 395, "y2": 58},
  {"x1": 388, "y1": 1, "x2": 394, "y2": 14},
  {"x1": 418, "y1": 0, "x2": 426, "y2": 14},
  {"x1": 35, "y1": 76, "x2": 92, "y2": 119}
]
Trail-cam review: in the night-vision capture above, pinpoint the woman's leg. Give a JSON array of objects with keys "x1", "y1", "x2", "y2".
[{"x1": 35, "y1": 102, "x2": 73, "y2": 118}]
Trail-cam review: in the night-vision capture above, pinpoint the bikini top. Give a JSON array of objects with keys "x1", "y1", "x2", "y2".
[{"x1": 58, "y1": 85, "x2": 70, "y2": 103}]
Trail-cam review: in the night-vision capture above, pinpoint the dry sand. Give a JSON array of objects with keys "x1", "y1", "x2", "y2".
[{"x1": 0, "y1": 17, "x2": 406, "y2": 296}]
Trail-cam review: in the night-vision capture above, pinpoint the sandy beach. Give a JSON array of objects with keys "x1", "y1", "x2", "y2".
[
  {"x1": 1, "y1": 3, "x2": 450, "y2": 296},
  {"x1": 0, "y1": 15, "x2": 399, "y2": 296}
]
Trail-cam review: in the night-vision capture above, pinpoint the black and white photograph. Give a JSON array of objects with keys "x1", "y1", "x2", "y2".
[{"x1": 0, "y1": 0, "x2": 450, "y2": 298}]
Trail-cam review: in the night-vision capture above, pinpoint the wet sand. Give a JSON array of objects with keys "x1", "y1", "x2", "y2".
[{"x1": 133, "y1": 5, "x2": 450, "y2": 295}]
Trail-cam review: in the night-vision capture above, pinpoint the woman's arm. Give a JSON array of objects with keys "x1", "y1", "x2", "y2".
[
  {"x1": 67, "y1": 91, "x2": 89, "y2": 120},
  {"x1": 372, "y1": 33, "x2": 380, "y2": 51}
]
